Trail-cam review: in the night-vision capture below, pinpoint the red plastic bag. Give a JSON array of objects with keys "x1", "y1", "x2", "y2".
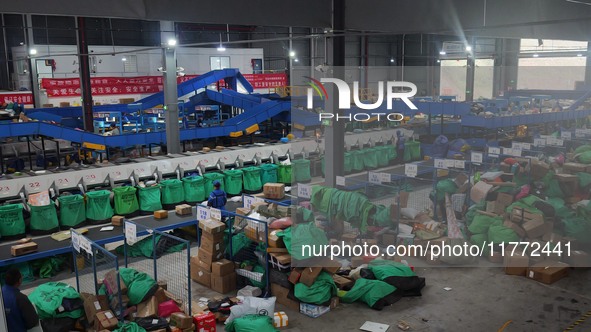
[{"x1": 158, "y1": 300, "x2": 182, "y2": 318}]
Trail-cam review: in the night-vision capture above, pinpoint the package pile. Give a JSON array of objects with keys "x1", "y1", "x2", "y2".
[{"x1": 191, "y1": 218, "x2": 238, "y2": 295}]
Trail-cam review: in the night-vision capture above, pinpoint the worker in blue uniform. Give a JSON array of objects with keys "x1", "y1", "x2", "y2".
[
  {"x1": 208, "y1": 180, "x2": 227, "y2": 211},
  {"x1": 2, "y1": 268, "x2": 39, "y2": 332}
]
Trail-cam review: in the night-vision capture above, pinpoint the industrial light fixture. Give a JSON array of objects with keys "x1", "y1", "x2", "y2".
[
  {"x1": 29, "y1": 48, "x2": 37, "y2": 55},
  {"x1": 167, "y1": 38, "x2": 177, "y2": 47},
  {"x1": 577, "y1": 53, "x2": 583, "y2": 57},
  {"x1": 533, "y1": 53, "x2": 539, "y2": 57},
  {"x1": 390, "y1": 58, "x2": 395, "y2": 63},
  {"x1": 217, "y1": 34, "x2": 226, "y2": 52},
  {"x1": 465, "y1": 45, "x2": 472, "y2": 52},
  {"x1": 121, "y1": 57, "x2": 127, "y2": 62},
  {"x1": 289, "y1": 50, "x2": 296, "y2": 57},
  {"x1": 294, "y1": 58, "x2": 299, "y2": 63},
  {"x1": 439, "y1": 51, "x2": 446, "y2": 55},
  {"x1": 437, "y1": 59, "x2": 441, "y2": 63}
]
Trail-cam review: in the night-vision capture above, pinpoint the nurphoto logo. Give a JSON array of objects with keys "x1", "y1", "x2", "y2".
[{"x1": 306, "y1": 77, "x2": 418, "y2": 122}]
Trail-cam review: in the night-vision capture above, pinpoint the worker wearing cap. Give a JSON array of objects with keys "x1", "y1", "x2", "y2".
[{"x1": 207, "y1": 180, "x2": 227, "y2": 211}]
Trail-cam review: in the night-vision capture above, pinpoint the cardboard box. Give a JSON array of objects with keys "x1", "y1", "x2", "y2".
[
  {"x1": 191, "y1": 265, "x2": 212, "y2": 288},
  {"x1": 81, "y1": 293, "x2": 109, "y2": 324},
  {"x1": 154, "y1": 287, "x2": 168, "y2": 304},
  {"x1": 199, "y1": 234, "x2": 225, "y2": 254},
  {"x1": 522, "y1": 219, "x2": 547, "y2": 239},
  {"x1": 504, "y1": 253, "x2": 530, "y2": 276},
  {"x1": 211, "y1": 259, "x2": 234, "y2": 276},
  {"x1": 201, "y1": 230, "x2": 224, "y2": 243},
  {"x1": 182, "y1": 324, "x2": 195, "y2": 332},
  {"x1": 199, "y1": 219, "x2": 226, "y2": 234},
  {"x1": 332, "y1": 274, "x2": 354, "y2": 290},
  {"x1": 299, "y1": 303, "x2": 330, "y2": 318},
  {"x1": 511, "y1": 208, "x2": 544, "y2": 224},
  {"x1": 268, "y1": 229, "x2": 285, "y2": 248},
  {"x1": 94, "y1": 310, "x2": 118, "y2": 331},
  {"x1": 193, "y1": 312, "x2": 216, "y2": 332},
  {"x1": 111, "y1": 215, "x2": 124, "y2": 226},
  {"x1": 210, "y1": 272, "x2": 236, "y2": 294},
  {"x1": 250, "y1": 201, "x2": 268, "y2": 212},
  {"x1": 563, "y1": 250, "x2": 590, "y2": 267},
  {"x1": 104, "y1": 270, "x2": 127, "y2": 295},
  {"x1": 110, "y1": 294, "x2": 129, "y2": 312},
  {"x1": 563, "y1": 162, "x2": 587, "y2": 174},
  {"x1": 154, "y1": 210, "x2": 168, "y2": 219},
  {"x1": 496, "y1": 192, "x2": 514, "y2": 209},
  {"x1": 527, "y1": 261, "x2": 570, "y2": 284},
  {"x1": 264, "y1": 183, "x2": 285, "y2": 199},
  {"x1": 381, "y1": 233, "x2": 397, "y2": 246},
  {"x1": 170, "y1": 312, "x2": 193, "y2": 329},
  {"x1": 136, "y1": 296, "x2": 158, "y2": 318},
  {"x1": 273, "y1": 311, "x2": 289, "y2": 328},
  {"x1": 289, "y1": 268, "x2": 304, "y2": 284},
  {"x1": 11, "y1": 242, "x2": 38, "y2": 256},
  {"x1": 175, "y1": 204, "x2": 192, "y2": 216},
  {"x1": 503, "y1": 220, "x2": 526, "y2": 238},
  {"x1": 299, "y1": 267, "x2": 322, "y2": 287},
  {"x1": 341, "y1": 233, "x2": 357, "y2": 245},
  {"x1": 271, "y1": 283, "x2": 300, "y2": 311},
  {"x1": 531, "y1": 161, "x2": 550, "y2": 180},
  {"x1": 235, "y1": 207, "x2": 250, "y2": 224},
  {"x1": 199, "y1": 244, "x2": 225, "y2": 264},
  {"x1": 329, "y1": 297, "x2": 340, "y2": 309},
  {"x1": 157, "y1": 280, "x2": 167, "y2": 290},
  {"x1": 245, "y1": 225, "x2": 266, "y2": 242}
]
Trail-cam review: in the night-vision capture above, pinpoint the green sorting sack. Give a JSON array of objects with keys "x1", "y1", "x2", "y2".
[
  {"x1": 160, "y1": 179, "x2": 185, "y2": 205},
  {"x1": 119, "y1": 268, "x2": 158, "y2": 305},
  {"x1": 577, "y1": 151, "x2": 591, "y2": 164},
  {"x1": 488, "y1": 224, "x2": 520, "y2": 244},
  {"x1": 113, "y1": 186, "x2": 139, "y2": 215},
  {"x1": 182, "y1": 176, "x2": 205, "y2": 203},
  {"x1": 403, "y1": 140, "x2": 421, "y2": 162},
  {"x1": 277, "y1": 164, "x2": 292, "y2": 184},
  {"x1": 86, "y1": 190, "x2": 114, "y2": 222},
  {"x1": 278, "y1": 222, "x2": 329, "y2": 261},
  {"x1": 28, "y1": 282, "x2": 83, "y2": 319},
  {"x1": 260, "y1": 163, "x2": 279, "y2": 185},
  {"x1": 291, "y1": 159, "x2": 311, "y2": 182},
  {"x1": 204, "y1": 172, "x2": 225, "y2": 194},
  {"x1": 243, "y1": 166, "x2": 263, "y2": 192},
  {"x1": 0, "y1": 203, "x2": 25, "y2": 238},
  {"x1": 363, "y1": 147, "x2": 379, "y2": 169},
  {"x1": 340, "y1": 278, "x2": 397, "y2": 308},
  {"x1": 57, "y1": 195, "x2": 86, "y2": 228},
  {"x1": 386, "y1": 144, "x2": 397, "y2": 162},
  {"x1": 114, "y1": 322, "x2": 147, "y2": 332},
  {"x1": 564, "y1": 216, "x2": 591, "y2": 243},
  {"x1": 350, "y1": 149, "x2": 365, "y2": 171},
  {"x1": 575, "y1": 144, "x2": 591, "y2": 155},
  {"x1": 468, "y1": 214, "x2": 502, "y2": 234},
  {"x1": 138, "y1": 185, "x2": 162, "y2": 212},
  {"x1": 294, "y1": 271, "x2": 337, "y2": 305},
  {"x1": 344, "y1": 151, "x2": 353, "y2": 173},
  {"x1": 224, "y1": 169, "x2": 244, "y2": 195},
  {"x1": 29, "y1": 201, "x2": 59, "y2": 234},
  {"x1": 225, "y1": 314, "x2": 279, "y2": 332},
  {"x1": 376, "y1": 145, "x2": 390, "y2": 167}
]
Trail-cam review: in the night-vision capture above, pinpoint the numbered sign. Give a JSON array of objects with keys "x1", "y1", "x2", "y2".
[
  {"x1": 488, "y1": 147, "x2": 501, "y2": 156},
  {"x1": 109, "y1": 167, "x2": 127, "y2": 181},
  {"x1": 503, "y1": 148, "x2": 521, "y2": 157},
  {"x1": 55, "y1": 174, "x2": 76, "y2": 190},
  {"x1": 471, "y1": 152, "x2": 483, "y2": 164},
  {"x1": 79, "y1": 235, "x2": 92, "y2": 255},
  {"x1": 71, "y1": 230, "x2": 80, "y2": 253},
  {"x1": 561, "y1": 131, "x2": 572, "y2": 140},
  {"x1": 298, "y1": 184, "x2": 311, "y2": 199},
  {"x1": 197, "y1": 206, "x2": 210, "y2": 221},
  {"x1": 454, "y1": 160, "x2": 465, "y2": 169},
  {"x1": 133, "y1": 166, "x2": 152, "y2": 178},
  {"x1": 380, "y1": 173, "x2": 391, "y2": 183},
  {"x1": 445, "y1": 159, "x2": 456, "y2": 168},
  {"x1": 243, "y1": 195, "x2": 255, "y2": 209},
  {"x1": 125, "y1": 222, "x2": 137, "y2": 245},
  {"x1": 25, "y1": 178, "x2": 48, "y2": 194},
  {"x1": 434, "y1": 159, "x2": 447, "y2": 169},
  {"x1": 369, "y1": 172, "x2": 382, "y2": 184},
  {"x1": 210, "y1": 208, "x2": 222, "y2": 221},
  {"x1": 534, "y1": 138, "x2": 546, "y2": 147},
  {"x1": 336, "y1": 176, "x2": 346, "y2": 186},
  {"x1": 547, "y1": 138, "x2": 564, "y2": 146},
  {"x1": 405, "y1": 164, "x2": 418, "y2": 178}
]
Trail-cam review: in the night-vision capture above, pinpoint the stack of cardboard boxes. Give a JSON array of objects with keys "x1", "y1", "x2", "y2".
[{"x1": 191, "y1": 218, "x2": 237, "y2": 294}]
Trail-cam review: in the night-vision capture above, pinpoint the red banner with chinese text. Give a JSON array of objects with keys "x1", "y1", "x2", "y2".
[{"x1": 0, "y1": 92, "x2": 34, "y2": 105}]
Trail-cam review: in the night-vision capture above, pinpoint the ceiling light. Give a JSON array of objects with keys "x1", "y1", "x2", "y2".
[
  {"x1": 439, "y1": 51, "x2": 446, "y2": 55},
  {"x1": 465, "y1": 45, "x2": 472, "y2": 52},
  {"x1": 577, "y1": 53, "x2": 583, "y2": 57},
  {"x1": 437, "y1": 59, "x2": 441, "y2": 63},
  {"x1": 294, "y1": 58, "x2": 299, "y2": 63},
  {"x1": 29, "y1": 48, "x2": 37, "y2": 55},
  {"x1": 533, "y1": 53, "x2": 539, "y2": 57},
  {"x1": 289, "y1": 51, "x2": 296, "y2": 57},
  {"x1": 121, "y1": 57, "x2": 127, "y2": 62},
  {"x1": 217, "y1": 45, "x2": 226, "y2": 52},
  {"x1": 167, "y1": 38, "x2": 177, "y2": 47},
  {"x1": 390, "y1": 58, "x2": 395, "y2": 63}
]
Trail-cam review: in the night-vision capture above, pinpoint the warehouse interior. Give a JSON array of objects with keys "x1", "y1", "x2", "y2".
[{"x1": 1, "y1": 1, "x2": 591, "y2": 331}]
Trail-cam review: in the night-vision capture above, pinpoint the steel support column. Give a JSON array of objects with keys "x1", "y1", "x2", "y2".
[
  {"x1": 76, "y1": 17, "x2": 94, "y2": 131},
  {"x1": 161, "y1": 21, "x2": 180, "y2": 154},
  {"x1": 25, "y1": 15, "x2": 40, "y2": 108},
  {"x1": 465, "y1": 38, "x2": 476, "y2": 102},
  {"x1": 324, "y1": 0, "x2": 346, "y2": 187}
]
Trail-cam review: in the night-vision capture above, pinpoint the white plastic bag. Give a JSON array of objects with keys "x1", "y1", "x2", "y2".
[{"x1": 226, "y1": 296, "x2": 276, "y2": 324}]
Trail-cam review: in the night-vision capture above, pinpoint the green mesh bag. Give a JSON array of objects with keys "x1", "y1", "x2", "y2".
[
  {"x1": 57, "y1": 194, "x2": 86, "y2": 227},
  {"x1": 182, "y1": 176, "x2": 205, "y2": 203},
  {"x1": 160, "y1": 179, "x2": 185, "y2": 205},
  {"x1": 86, "y1": 190, "x2": 114, "y2": 222},
  {"x1": 224, "y1": 169, "x2": 244, "y2": 195},
  {"x1": 278, "y1": 164, "x2": 292, "y2": 184},
  {"x1": 243, "y1": 166, "x2": 263, "y2": 192},
  {"x1": 204, "y1": 172, "x2": 225, "y2": 194},
  {"x1": 291, "y1": 159, "x2": 311, "y2": 183},
  {"x1": 260, "y1": 163, "x2": 279, "y2": 185},
  {"x1": 113, "y1": 186, "x2": 139, "y2": 215},
  {"x1": 29, "y1": 201, "x2": 59, "y2": 233},
  {"x1": 0, "y1": 204, "x2": 25, "y2": 238},
  {"x1": 138, "y1": 185, "x2": 162, "y2": 212}
]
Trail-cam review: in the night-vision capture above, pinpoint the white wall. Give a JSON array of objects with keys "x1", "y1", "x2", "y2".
[{"x1": 12, "y1": 45, "x2": 264, "y2": 106}]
